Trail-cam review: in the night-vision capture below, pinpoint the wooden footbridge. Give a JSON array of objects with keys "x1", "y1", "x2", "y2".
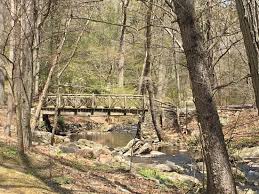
[{"x1": 41, "y1": 94, "x2": 175, "y2": 116}]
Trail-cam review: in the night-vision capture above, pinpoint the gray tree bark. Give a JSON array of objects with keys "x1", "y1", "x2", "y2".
[
  {"x1": 11, "y1": 0, "x2": 24, "y2": 153},
  {"x1": 138, "y1": 0, "x2": 153, "y2": 94},
  {"x1": 139, "y1": 0, "x2": 163, "y2": 141},
  {"x1": 0, "y1": 1, "x2": 5, "y2": 106},
  {"x1": 20, "y1": 0, "x2": 34, "y2": 148},
  {"x1": 118, "y1": 0, "x2": 129, "y2": 88},
  {"x1": 235, "y1": 0, "x2": 259, "y2": 114},
  {"x1": 169, "y1": 0, "x2": 236, "y2": 193},
  {"x1": 204, "y1": 0, "x2": 216, "y2": 89}
]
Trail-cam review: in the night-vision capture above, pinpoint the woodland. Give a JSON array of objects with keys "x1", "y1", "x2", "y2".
[{"x1": 0, "y1": 0, "x2": 259, "y2": 194}]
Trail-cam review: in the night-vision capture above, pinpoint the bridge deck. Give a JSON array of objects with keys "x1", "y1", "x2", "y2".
[{"x1": 42, "y1": 94, "x2": 148, "y2": 116}]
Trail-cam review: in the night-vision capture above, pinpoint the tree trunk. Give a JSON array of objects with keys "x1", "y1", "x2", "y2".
[
  {"x1": 0, "y1": 1, "x2": 4, "y2": 106},
  {"x1": 4, "y1": 0, "x2": 16, "y2": 137},
  {"x1": 204, "y1": 0, "x2": 216, "y2": 89},
  {"x1": 173, "y1": 48, "x2": 181, "y2": 131},
  {"x1": 0, "y1": 69, "x2": 4, "y2": 106},
  {"x1": 138, "y1": 0, "x2": 153, "y2": 94},
  {"x1": 20, "y1": 0, "x2": 34, "y2": 148},
  {"x1": 11, "y1": 0, "x2": 24, "y2": 153},
  {"x1": 118, "y1": 0, "x2": 129, "y2": 88},
  {"x1": 31, "y1": 17, "x2": 71, "y2": 131},
  {"x1": 33, "y1": 0, "x2": 41, "y2": 97},
  {"x1": 170, "y1": 0, "x2": 236, "y2": 193},
  {"x1": 138, "y1": 0, "x2": 163, "y2": 141},
  {"x1": 235, "y1": 0, "x2": 259, "y2": 114},
  {"x1": 146, "y1": 78, "x2": 163, "y2": 141}
]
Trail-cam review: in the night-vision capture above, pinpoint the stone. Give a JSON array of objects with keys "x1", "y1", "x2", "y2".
[
  {"x1": 232, "y1": 167, "x2": 245, "y2": 177},
  {"x1": 59, "y1": 143, "x2": 80, "y2": 153},
  {"x1": 77, "y1": 139, "x2": 103, "y2": 149},
  {"x1": 33, "y1": 131, "x2": 52, "y2": 144},
  {"x1": 122, "y1": 139, "x2": 140, "y2": 153},
  {"x1": 135, "y1": 143, "x2": 152, "y2": 155},
  {"x1": 149, "y1": 151, "x2": 166, "y2": 157},
  {"x1": 93, "y1": 147, "x2": 111, "y2": 158},
  {"x1": 168, "y1": 172, "x2": 200, "y2": 185},
  {"x1": 64, "y1": 138, "x2": 70, "y2": 143},
  {"x1": 166, "y1": 161, "x2": 185, "y2": 173},
  {"x1": 98, "y1": 154, "x2": 113, "y2": 163},
  {"x1": 77, "y1": 148, "x2": 94, "y2": 159},
  {"x1": 248, "y1": 170, "x2": 259, "y2": 177},
  {"x1": 241, "y1": 189, "x2": 258, "y2": 194},
  {"x1": 123, "y1": 148, "x2": 133, "y2": 157},
  {"x1": 155, "y1": 164, "x2": 172, "y2": 172},
  {"x1": 235, "y1": 146, "x2": 259, "y2": 159}
]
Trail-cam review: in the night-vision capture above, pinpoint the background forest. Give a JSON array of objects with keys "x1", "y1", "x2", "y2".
[{"x1": 1, "y1": 0, "x2": 252, "y2": 105}]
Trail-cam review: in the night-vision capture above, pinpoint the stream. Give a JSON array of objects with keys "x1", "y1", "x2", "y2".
[
  {"x1": 68, "y1": 128, "x2": 259, "y2": 192},
  {"x1": 70, "y1": 129, "x2": 201, "y2": 177}
]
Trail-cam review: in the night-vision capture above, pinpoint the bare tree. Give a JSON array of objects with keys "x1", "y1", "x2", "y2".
[
  {"x1": 31, "y1": 16, "x2": 72, "y2": 131},
  {"x1": 0, "y1": 1, "x2": 5, "y2": 105},
  {"x1": 166, "y1": 0, "x2": 236, "y2": 193},
  {"x1": 118, "y1": 0, "x2": 129, "y2": 88},
  {"x1": 139, "y1": 0, "x2": 163, "y2": 141},
  {"x1": 204, "y1": 0, "x2": 216, "y2": 88},
  {"x1": 235, "y1": 0, "x2": 259, "y2": 114}
]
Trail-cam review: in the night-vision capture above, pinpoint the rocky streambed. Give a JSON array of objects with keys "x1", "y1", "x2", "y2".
[{"x1": 33, "y1": 122, "x2": 259, "y2": 194}]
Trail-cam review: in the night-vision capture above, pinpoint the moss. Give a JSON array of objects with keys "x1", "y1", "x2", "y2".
[{"x1": 53, "y1": 176, "x2": 73, "y2": 185}]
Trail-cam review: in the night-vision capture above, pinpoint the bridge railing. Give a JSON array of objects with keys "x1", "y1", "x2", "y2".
[{"x1": 43, "y1": 94, "x2": 147, "y2": 110}]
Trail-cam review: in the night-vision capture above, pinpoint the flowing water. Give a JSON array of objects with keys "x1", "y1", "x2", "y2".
[{"x1": 70, "y1": 131, "x2": 136, "y2": 148}]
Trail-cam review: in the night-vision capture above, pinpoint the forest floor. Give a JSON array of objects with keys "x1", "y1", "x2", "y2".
[
  {"x1": 0, "y1": 137, "x2": 182, "y2": 194},
  {"x1": 0, "y1": 108, "x2": 258, "y2": 194}
]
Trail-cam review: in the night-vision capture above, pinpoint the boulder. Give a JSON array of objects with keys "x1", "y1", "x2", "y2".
[
  {"x1": 235, "y1": 146, "x2": 259, "y2": 159},
  {"x1": 98, "y1": 154, "x2": 113, "y2": 164},
  {"x1": 149, "y1": 151, "x2": 166, "y2": 157},
  {"x1": 135, "y1": 143, "x2": 152, "y2": 155},
  {"x1": 93, "y1": 147, "x2": 111, "y2": 158},
  {"x1": 166, "y1": 161, "x2": 185, "y2": 173},
  {"x1": 232, "y1": 167, "x2": 246, "y2": 180},
  {"x1": 122, "y1": 139, "x2": 141, "y2": 153},
  {"x1": 59, "y1": 143, "x2": 80, "y2": 153},
  {"x1": 123, "y1": 148, "x2": 133, "y2": 157},
  {"x1": 168, "y1": 172, "x2": 200, "y2": 185},
  {"x1": 154, "y1": 164, "x2": 173, "y2": 172},
  {"x1": 33, "y1": 131, "x2": 52, "y2": 144},
  {"x1": 77, "y1": 139, "x2": 103, "y2": 149},
  {"x1": 77, "y1": 148, "x2": 94, "y2": 159}
]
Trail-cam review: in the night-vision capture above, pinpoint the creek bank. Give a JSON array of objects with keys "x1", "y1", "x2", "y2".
[{"x1": 233, "y1": 146, "x2": 259, "y2": 192}]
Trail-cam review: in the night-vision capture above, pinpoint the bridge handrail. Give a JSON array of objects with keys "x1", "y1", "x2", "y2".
[
  {"x1": 43, "y1": 94, "x2": 177, "y2": 113},
  {"x1": 43, "y1": 93, "x2": 147, "y2": 110}
]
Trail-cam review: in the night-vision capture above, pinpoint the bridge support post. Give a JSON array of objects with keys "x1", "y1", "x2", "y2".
[{"x1": 91, "y1": 93, "x2": 95, "y2": 115}]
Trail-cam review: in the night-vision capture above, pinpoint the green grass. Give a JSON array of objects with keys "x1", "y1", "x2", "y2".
[
  {"x1": 137, "y1": 167, "x2": 201, "y2": 192},
  {"x1": 138, "y1": 168, "x2": 174, "y2": 186},
  {"x1": 53, "y1": 176, "x2": 73, "y2": 185},
  {"x1": 0, "y1": 142, "x2": 20, "y2": 164}
]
